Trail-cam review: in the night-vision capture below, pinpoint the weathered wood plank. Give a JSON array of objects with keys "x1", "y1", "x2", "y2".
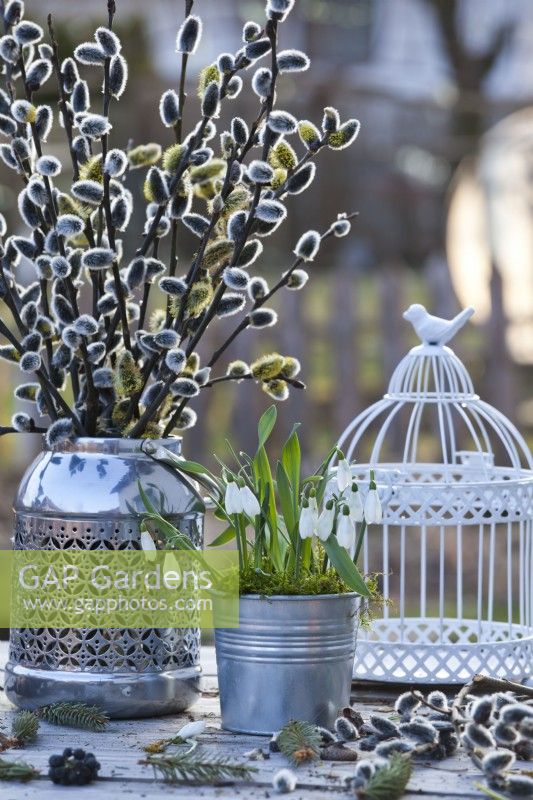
[{"x1": 0, "y1": 642, "x2": 492, "y2": 798}]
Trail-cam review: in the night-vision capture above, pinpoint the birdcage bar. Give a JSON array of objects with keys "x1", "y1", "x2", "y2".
[{"x1": 342, "y1": 308, "x2": 533, "y2": 683}]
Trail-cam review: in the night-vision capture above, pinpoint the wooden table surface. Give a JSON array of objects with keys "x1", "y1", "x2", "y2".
[{"x1": 0, "y1": 642, "x2": 495, "y2": 798}]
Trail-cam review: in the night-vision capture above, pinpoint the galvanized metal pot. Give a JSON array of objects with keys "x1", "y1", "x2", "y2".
[
  {"x1": 5, "y1": 437, "x2": 204, "y2": 718},
  {"x1": 215, "y1": 593, "x2": 358, "y2": 735}
]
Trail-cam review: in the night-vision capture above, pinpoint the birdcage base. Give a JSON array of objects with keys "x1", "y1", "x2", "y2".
[{"x1": 354, "y1": 617, "x2": 533, "y2": 684}]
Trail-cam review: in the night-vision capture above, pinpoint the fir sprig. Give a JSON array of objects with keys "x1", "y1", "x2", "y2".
[
  {"x1": 357, "y1": 755, "x2": 412, "y2": 800},
  {"x1": 275, "y1": 720, "x2": 322, "y2": 765},
  {"x1": 0, "y1": 711, "x2": 40, "y2": 751},
  {"x1": 140, "y1": 748, "x2": 256, "y2": 784},
  {"x1": 0, "y1": 756, "x2": 40, "y2": 781},
  {"x1": 36, "y1": 701, "x2": 109, "y2": 732}
]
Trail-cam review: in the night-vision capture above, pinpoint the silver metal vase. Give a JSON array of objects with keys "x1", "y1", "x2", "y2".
[
  {"x1": 215, "y1": 593, "x2": 358, "y2": 735},
  {"x1": 5, "y1": 437, "x2": 204, "y2": 718}
]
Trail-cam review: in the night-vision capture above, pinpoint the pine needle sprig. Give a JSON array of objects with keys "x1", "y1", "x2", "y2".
[
  {"x1": 36, "y1": 701, "x2": 109, "y2": 732},
  {"x1": 11, "y1": 711, "x2": 40, "y2": 745},
  {"x1": 0, "y1": 711, "x2": 40, "y2": 752},
  {"x1": 357, "y1": 755, "x2": 412, "y2": 800},
  {"x1": 275, "y1": 720, "x2": 322, "y2": 765},
  {"x1": 140, "y1": 748, "x2": 256, "y2": 784},
  {"x1": 0, "y1": 756, "x2": 40, "y2": 782}
]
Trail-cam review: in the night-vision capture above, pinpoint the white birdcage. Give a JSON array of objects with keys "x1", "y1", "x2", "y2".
[{"x1": 338, "y1": 305, "x2": 533, "y2": 684}]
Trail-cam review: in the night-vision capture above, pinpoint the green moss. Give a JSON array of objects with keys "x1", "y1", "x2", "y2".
[{"x1": 239, "y1": 565, "x2": 350, "y2": 597}]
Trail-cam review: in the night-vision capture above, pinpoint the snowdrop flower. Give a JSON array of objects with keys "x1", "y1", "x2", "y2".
[
  {"x1": 337, "y1": 505, "x2": 355, "y2": 551},
  {"x1": 364, "y1": 471, "x2": 382, "y2": 524},
  {"x1": 308, "y1": 487, "x2": 318, "y2": 513},
  {"x1": 299, "y1": 498, "x2": 317, "y2": 540},
  {"x1": 225, "y1": 479, "x2": 243, "y2": 515},
  {"x1": 177, "y1": 720, "x2": 205, "y2": 739},
  {"x1": 336, "y1": 454, "x2": 352, "y2": 493},
  {"x1": 140, "y1": 530, "x2": 156, "y2": 551},
  {"x1": 316, "y1": 499, "x2": 335, "y2": 542},
  {"x1": 347, "y1": 482, "x2": 364, "y2": 523},
  {"x1": 240, "y1": 485, "x2": 260, "y2": 518}
]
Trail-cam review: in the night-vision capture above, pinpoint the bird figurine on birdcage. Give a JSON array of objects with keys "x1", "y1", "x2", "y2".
[{"x1": 337, "y1": 304, "x2": 533, "y2": 684}]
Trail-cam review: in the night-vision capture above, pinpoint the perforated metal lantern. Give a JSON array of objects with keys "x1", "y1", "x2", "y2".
[{"x1": 338, "y1": 308, "x2": 533, "y2": 684}]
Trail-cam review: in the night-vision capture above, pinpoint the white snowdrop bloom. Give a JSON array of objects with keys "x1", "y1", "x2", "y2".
[
  {"x1": 337, "y1": 506, "x2": 355, "y2": 551},
  {"x1": 316, "y1": 500, "x2": 335, "y2": 542},
  {"x1": 347, "y1": 483, "x2": 364, "y2": 523},
  {"x1": 299, "y1": 500, "x2": 317, "y2": 540},
  {"x1": 240, "y1": 485, "x2": 261, "y2": 518},
  {"x1": 140, "y1": 530, "x2": 156, "y2": 551},
  {"x1": 177, "y1": 720, "x2": 205, "y2": 739},
  {"x1": 336, "y1": 457, "x2": 352, "y2": 492},
  {"x1": 364, "y1": 476, "x2": 382, "y2": 524},
  {"x1": 225, "y1": 480, "x2": 243, "y2": 515}
]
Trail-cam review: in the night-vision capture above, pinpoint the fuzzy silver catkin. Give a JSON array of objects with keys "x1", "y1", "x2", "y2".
[
  {"x1": 165, "y1": 348, "x2": 186, "y2": 374},
  {"x1": 56, "y1": 214, "x2": 84, "y2": 238},
  {"x1": 500, "y1": 704, "x2": 533, "y2": 725},
  {"x1": 159, "y1": 89, "x2": 180, "y2": 127},
  {"x1": 93, "y1": 367, "x2": 114, "y2": 388},
  {"x1": 146, "y1": 167, "x2": 169, "y2": 204},
  {"x1": 26, "y1": 59, "x2": 52, "y2": 91},
  {"x1": 15, "y1": 383, "x2": 40, "y2": 402},
  {"x1": 277, "y1": 48, "x2": 309, "y2": 73},
  {"x1": 109, "y1": 54, "x2": 127, "y2": 98},
  {"x1": 272, "y1": 768, "x2": 296, "y2": 794},
  {"x1": 182, "y1": 212, "x2": 210, "y2": 237},
  {"x1": 293, "y1": 230, "x2": 320, "y2": 261},
  {"x1": 176, "y1": 14, "x2": 203, "y2": 55},
  {"x1": 87, "y1": 342, "x2": 105, "y2": 364},
  {"x1": 12, "y1": 236, "x2": 37, "y2": 259},
  {"x1": 79, "y1": 113, "x2": 112, "y2": 140},
  {"x1": 125, "y1": 257, "x2": 146, "y2": 291},
  {"x1": 81, "y1": 247, "x2": 115, "y2": 270},
  {"x1": 159, "y1": 277, "x2": 186, "y2": 296},
  {"x1": 399, "y1": 718, "x2": 438, "y2": 744},
  {"x1": 332, "y1": 216, "x2": 351, "y2": 237},
  {"x1": 13, "y1": 20, "x2": 43, "y2": 44},
  {"x1": 202, "y1": 82, "x2": 220, "y2": 119},
  {"x1": 104, "y1": 148, "x2": 127, "y2": 177},
  {"x1": 72, "y1": 135, "x2": 90, "y2": 164},
  {"x1": 249, "y1": 308, "x2": 277, "y2": 328},
  {"x1": 268, "y1": 110, "x2": 297, "y2": 135},
  {"x1": 248, "y1": 276, "x2": 268, "y2": 301},
  {"x1": 154, "y1": 329, "x2": 179, "y2": 349},
  {"x1": 45, "y1": 418, "x2": 74, "y2": 448},
  {"x1": 216, "y1": 293, "x2": 246, "y2": 318},
  {"x1": 51, "y1": 256, "x2": 72, "y2": 279},
  {"x1": 171, "y1": 377, "x2": 200, "y2": 398},
  {"x1": 95, "y1": 26, "x2": 121, "y2": 57},
  {"x1": 224, "y1": 267, "x2": 249, "y2": 291},
  {"x1": 172, "y1": 407, "x2": 197, "y2": 430},
  {"x1": 245, "y1": 37, "x2": 271, "y2": 61},
  {"x1": 61, "y1": 326, "x2": 82, "y2": 350},
  {"x1": 20, "y1": 351, "x2": 41, "y2": 372},
  {"x1": 255, "y1": 199, "x2": 287, "y2": 223},
  {"x1": 74, "y1": 314, "x2": 99, "y2": 337},
  {"x1": 267, "y1": 0, "x2": 295, "y2": 22},
  {"x1": 237, "y1": 239, "x2": 263, "y2": 267},
  {"x1": 248, "y1": 159, "x2": 273, "y2": 184},
  {"x1": 227, "y1": 360, "x2": 250, "y2": 378},
  {"x1": 72, "y1": 179, "x2": 103, "y2": 205},
  {"x1": 227, "y1": 210, "x2": 247, "y2": 242},
  {"x1": 286, "y1": 162, "x2": 316, "y2": 196},
  {"x1": 369, "y1": 714, "x2": 401, "y2": 739},
  {"x1": 506, "y1": 775, "x2": 533, "y2": 796},
  {"x1": 375, "y1": 739, "x2": 413, "y2": 757},
  {"x1": 27, "y1": 179, "x2": 48, "y2": 207},
  {"x1": 145, "y1": 258, "x2": 166, "y2": 282},
  {"x1": 231, "y1": 116, "x2": 248, "y2": 146},
  {"x1": 61, "y1": 57, "x2": 79, "y2": 92},
  {"x1": 4, "y1": 1, "x2": 24, "y2": 26},
  {"x1": 225, "y1": 75, "x2": 242, "y2": 98},
  {"x1": 334, "y1": 716, "x2": 358, "y2": 741},
  {"x1": 243, "y1": 20, "x2": 261, "y2": 41},
  {"x1": 74, "y1": 41, "x2": 106, "y2": 66},
  {"x1": 252, "y1": 67, "x2": 272, "y2": 98},
  {"x1": 71, "y1": 79, "x2": 90, "y2": 113}
]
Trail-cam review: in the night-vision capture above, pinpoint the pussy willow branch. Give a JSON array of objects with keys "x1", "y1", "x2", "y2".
[
  {"x1": 181, "y1": 19, "x2": 280, "y2": 360},
  {"x1": 175, "y1": 0, "x2": 194, "y2": 144},
  {"x1": 135, "y1": 24, "x2": 281, "y2": 438},
  {"x1": 20, "y1": 54, "x2": 98, "y2": 433},
  {"x1": 207, "y1": 211, "x2": 359, "y2": 368}
]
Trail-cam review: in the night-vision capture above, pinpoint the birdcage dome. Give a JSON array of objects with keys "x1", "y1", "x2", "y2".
[{"x1": 338, "y1": 306, "x2": 533, "y2": 684}]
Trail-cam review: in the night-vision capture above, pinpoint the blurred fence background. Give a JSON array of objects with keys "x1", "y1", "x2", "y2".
[{"x1": 1, "y1": 0, "x2": 533, "y2": 542}]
